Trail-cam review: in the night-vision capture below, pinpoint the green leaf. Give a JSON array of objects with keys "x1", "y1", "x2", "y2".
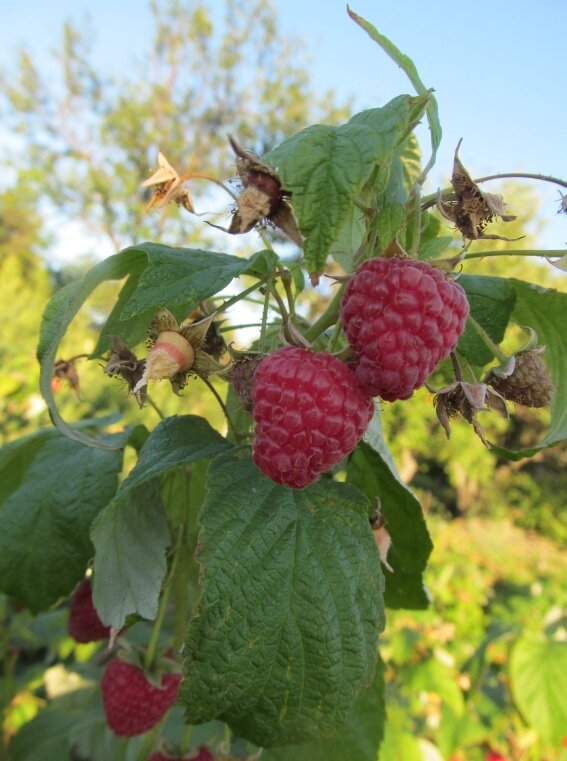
[
  {"x1": 90, "y1": 481, "x2": 169, "y2": 629},
  {"x1": 457, "y1": 275, "x2": 517, "y2": 366},
  {"x1": 504, "y1": 279, "x2": 567, "y2": 455},
  {"x1": 262, "y1": 658, "x2": 385, "y2": 761},
  {"x1": 265, "y1": 94, "x2": 429, "y2": 274},
  {"x1": 347, "y1": 413, "x2": 432, "y2": 609},
  {"x1": 37, "y1": 248, "x2": 147, "y2": 448},
  {"x1": 510, "y1": 635, "x2": 567, "y2": 744},
  {"x1": 180, "y1": 448, "x2": 384, "y2": 747},
  {"x1": 91, "y1": 415, "x2": 230, "y2": 629},
  {"x1": 0, "y1": 428, "x2": 124, "y2": 612},
  {"x1": 119, "y1": 243, "x2": 271, "y2": 319},
  {"x1": 347, "y1": 7, "x2": 442, "y2": 178}
]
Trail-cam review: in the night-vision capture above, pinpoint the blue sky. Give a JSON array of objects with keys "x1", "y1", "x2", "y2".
[{"x1": 2, "y1": 0, "x2": 566, "y2": 252}]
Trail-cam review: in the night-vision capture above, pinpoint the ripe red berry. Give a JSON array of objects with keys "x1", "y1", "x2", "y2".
[
  {"x1": 68, "y1": 578, "x2": 110, "y2": 643},
  {"x1": 252, "y1": 347, "x2": 373, "y2": 489},
  {"x1": 101, "y1": 656, "x2": 181, "y2": 737},
  {"x1": 340, "y1": 257, "x2": 469, "y2": 401}
]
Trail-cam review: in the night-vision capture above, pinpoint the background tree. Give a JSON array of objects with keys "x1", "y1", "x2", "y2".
[{"x1": 0, "y1": 0, "x2": 348, "y2": 256}]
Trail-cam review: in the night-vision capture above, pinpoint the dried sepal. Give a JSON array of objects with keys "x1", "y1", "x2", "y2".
[
  {"x1": 557, "y1": 191, "x2": 567, "y2": 216},
  {"x1": 437, "y1": 141, "x2": 521, "y2": 241},
  {"x1": 433, "y1": 380, "x2": 508, "y2": 447},
  {"x1": 103, "y1": 338, "x2": 147, "y2": 407},
  {"x1": 141, "y1": 151, "x2": 193, "y2": 213},
  {"x1": 227, "y1": 136, "x2": 303, "y2": 247}
]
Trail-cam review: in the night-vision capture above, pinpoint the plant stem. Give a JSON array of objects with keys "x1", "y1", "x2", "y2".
[
  {"x1": 303, "y1": 285, "x2": 344, "y2": 343},
  {"x1": 144, "y1": 524, "x2": 185, "y2": 672},
  {"x1": 216, "y1": 276, "x2": 272, "y2": 315},
  {"x1": 467, "y1": 315, "x2": 509, "y2": 364},
  {"x1": 201, "y1": 376, "x2": 239, "y2": 436},
  {"x1": 463, "y1": 249, "x2": 565, "y2": 261},
  {"x1": 258, "y1": 275, "x2": 273, "y2": 353},
  {"x1": 146, "y1": 395, "x2": 165, "y2": 420}
]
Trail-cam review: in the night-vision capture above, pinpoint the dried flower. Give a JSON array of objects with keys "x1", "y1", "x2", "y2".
[
  {"x1": 103, "y1": 339, "x2": 147, "y2": 407},
  {"x1": 52, "y1": 357, "x2": 82, "y2": 396},
  {"x1": 141, "y1": 151, "x2": 193, "y2": 213},
  {"x1": 437, "y1": 141, "x2": 520, "y2": 241},
  {"x1": 227, "y1": 136, "x2": 302, "y2": 247},
  {"x1": 433, "y1": 380, "x2": 508, "y2": 447},
  {"x1": 486, "y1": 347, "x2": 554, "y2": 408}
]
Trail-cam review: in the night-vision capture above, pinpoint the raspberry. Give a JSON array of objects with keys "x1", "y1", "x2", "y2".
[
  {"x1": 489, "y1": 349, "x2": 554, "y2": 407},
  {"x1": 340, "y1": 257, "x2": 469, "y2": 401},
  {"x1": 68, "y1": 578, "x2": 110, "y2": 643},
  {"x1": 252, "y1": 347, "x2": 373, "y2": 489},
  {"x1": 101, "y1": 656, "x2": 181, "y2": 737}
]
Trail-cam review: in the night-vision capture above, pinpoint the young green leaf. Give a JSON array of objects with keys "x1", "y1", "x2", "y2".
[
  {"x1": 0, "y1": 427, "x2": 125, "y2": 612},
  {"x1": 90, "y1": 481, "x2": 169, "y2": 629},
  {"x1": 181, "y1": 448, "x2": 384, "y2": 747},
  {"x1": 347, "y1": 6, "x2": 442, "y2": 181},
  {"x1": 91, "y1": 415, "x2": 231, "y2": 629},
  {"x1": 265, "y1": 93, "x2": 429, "y2": 275}
]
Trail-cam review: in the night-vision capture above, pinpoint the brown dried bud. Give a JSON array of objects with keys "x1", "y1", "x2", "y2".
[
  {"x1": 103, "y1": 339, "x2": 147, "y2": 406},
  {"x1": 437, "y1": 141, "x2": 520, "y2": 242},
  {"x1": 488, "y1": 348, "x2": 554, "y2": 408}
]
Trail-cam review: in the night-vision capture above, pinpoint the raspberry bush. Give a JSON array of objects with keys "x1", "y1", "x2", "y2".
[{"x1": 2, "y1": 8, "x2": 567, "y2": 761}]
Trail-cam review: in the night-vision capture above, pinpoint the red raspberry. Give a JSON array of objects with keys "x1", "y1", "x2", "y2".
[
  {"x1": 101, "y1": 656, "x2": 181, "y2": 737},
  {"x1": 340, "y1": 257, "x2": 469, "y2": 401},
  {"x1": 252, "y1": 347, "x2": 373, "y2": 489},
  {"x1": 68, "y1": 578, "x2": 110, "y2": 643}
]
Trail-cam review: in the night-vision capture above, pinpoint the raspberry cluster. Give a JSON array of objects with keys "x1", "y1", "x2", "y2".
[
  {"x1": 252, "y1": 347, "x2": 373, "y2": 489},
  {"x1": 340, "y1": 257, "x2": 469, "y2": 401}
]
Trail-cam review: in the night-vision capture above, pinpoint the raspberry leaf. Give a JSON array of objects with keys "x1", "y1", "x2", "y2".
[
  {"x1": 119, "y1": 243, "x2": 275, "y2": 319},
  {"x1": 347, "y1": 415, "x2": 432, "y2": 610},
  {"x1": 457, "y1": 275, "x2": 517, "y2": 366},
  {"x1": 0, "y1": 427, "x2": 125, "y2": 612},
  {"x1": 91, "y1": 415, "x2": 231, "y2": 629},
  {"x1": 262, "y1": 658, "x2": 385, "y2": 761},
  {"x1": 509, "y1": 635, "x2": 567, "y2": 744},
  {"x1": 264, "y1": 93, "x2": 429, "y2": 275},
  {"x1": 181, "y1": 447, "x2": 384, "y2": 746},
  {"x1": 492, "y1": 278, "x2": 567, "y2": 458},
  {"x1": 37, "y1": 249, "x2": 147, "y2": 449}
]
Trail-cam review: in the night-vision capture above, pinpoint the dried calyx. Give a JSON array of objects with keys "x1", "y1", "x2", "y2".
[
  {"x1": 141, "y1": 151, "x2": 193, "y2": 213},
  {"x1": 433, "y1": 379, "x2": 508, "y2": 447},
  {"x1": 437, "y1": 140, "x2": 520, "y2": 241},
  {"x1": 227, "y1": 136, "x2": 302, "y2": 247},
  {"x1": 103, "y1": 339, "x2": 147, "y2": 407}
]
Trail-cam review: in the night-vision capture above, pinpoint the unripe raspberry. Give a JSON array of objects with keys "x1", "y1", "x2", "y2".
[
  {"x1": 340, "y1": 257, "x2": 469, "y2": 401},
  {"x1": 147, "y1": 331, "x2": 195, "y2": 380},
  {"x1": 252, "y1": 347, "x2": 373, "y2": 489},
  {"x1": 68, "y1": 578, "x2": 110, "y2": 643},
  {"x1": 490, "y1": 349, "x2": 554, "y2": 407}
]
